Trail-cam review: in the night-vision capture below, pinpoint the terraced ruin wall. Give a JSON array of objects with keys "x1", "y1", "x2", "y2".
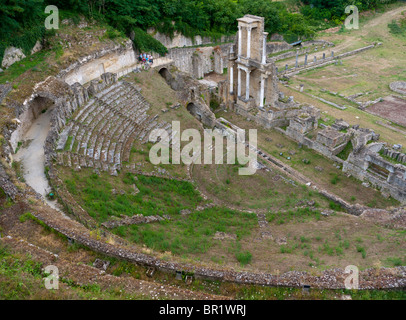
[{"x1": 58, "y1": 40, "x2": 137, "y2": 85}]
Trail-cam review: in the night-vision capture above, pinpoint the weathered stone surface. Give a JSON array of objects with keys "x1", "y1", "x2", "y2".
[
  {"x1": 1, "y1": 47, "x2": 26, "y2": 68},
  {"x1": 0, "y1": 163, "x2": 20, "y2": 200}
]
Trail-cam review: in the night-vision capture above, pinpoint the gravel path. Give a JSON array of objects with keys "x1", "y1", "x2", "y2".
[{"x1": 14, "y1": 109, "x2": 61, "y2": 211}]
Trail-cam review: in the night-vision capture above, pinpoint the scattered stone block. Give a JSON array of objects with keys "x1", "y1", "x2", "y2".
[
  {"x1": 93, "y1": 259, "x2": 110, "y2": 271},
  {"x1": 180, "y1": 209, "x2": 191, "y2": 215},
  {"x1": 275, "y1": 237, "x2": 287, "y2": 245},
  {"x1": 213, "y1": 232, "x2": 237, "y2": 240},
  {"x1": 261, "y1": 232, "x2": 273, "y2": 240}
]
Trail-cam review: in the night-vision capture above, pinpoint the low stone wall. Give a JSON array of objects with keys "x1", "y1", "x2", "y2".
[
  {"x1": 390, "y1": 81, "x2": 406, "y2": 95},
  {"x1": 301, "y1": 40, "x2": 335, "y2": 47},
  {"x1": 269, "y1": 40, "x2": 334, "y2": 62},
  {"x1": 279, "y1": 44, "x2": 377, "y2": 77},
  {"x1": 266, "y1": 42, "x2": 292, "y2": 55}
]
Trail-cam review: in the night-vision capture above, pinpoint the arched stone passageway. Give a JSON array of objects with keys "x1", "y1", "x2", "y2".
[
  {"x1": 159, "y1": 67, "x2": 172, "y2": 83},
  {"x1": 29, "y1": 96, "x2": 55, "y2": 119},
  {"x1": 186, "y1": 102, "x2": 202, "y2": 122}
]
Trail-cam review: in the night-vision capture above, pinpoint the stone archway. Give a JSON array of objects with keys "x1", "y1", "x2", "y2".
[
  {"x1": 186, "y1": 102, "x2": 202, "y2": 122},
  {"x1": 159, "y1": 67, "x2": 172, "y2": 83},
  {"x1": 29, "y1": 96, "x2": 55, "y2": 119}
]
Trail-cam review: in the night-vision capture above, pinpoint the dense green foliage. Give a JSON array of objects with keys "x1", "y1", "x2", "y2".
[
  {"x1": 0, "y1": 0, "x2": 46, "y2": 62},
  {"x1": 0, "y1": 0, "x2": 401, "y2": 60}
]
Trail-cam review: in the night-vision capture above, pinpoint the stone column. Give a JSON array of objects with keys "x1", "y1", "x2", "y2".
[
  {"x1": 262, "y1": 33, "x2": 267, "y2": 64},
  {"x1": 314, "y1": 56, "x2": 317, "y2": 63},
  {"x1": 332, "y1": 51, "x2": 334, "y2": 58},
  {"x1": 260, "y1": 76, "x2": 265, "y2": 107},
  {"x1": 238, "y1": 26, "x2": 242, "y2": 56},
  {"x1": 245, "y1": 69, "x2": 250, "y2": 100},
  {"x1": 304, "y1": 54, "x2": 308, "y2": 66},
  {"x1": 229, "y1": 66, "x2": 234, "y2": 94},
  {"x1": 237, "y1": 67, "x2": 241, "y2": 97},
  {"x1": 323, "y1": 53, "x2": 326, "y2": 60},
  {"x1": 295, "y1": 51, "x2": 299, "y2": 68},
  {"x1": 247, "y1": 27, "x2": 252, "y2": 58}
]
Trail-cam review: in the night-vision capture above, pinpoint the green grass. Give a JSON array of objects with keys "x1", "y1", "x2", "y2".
[
  {"x1": 63, "y1": 170, "x2": 204, "y2": 223},
  {"x1": 385, "y1": 257, "x2": 406, "y2": 267},
  {"x1": 64, "y1": 136, "x2": 73, "y2": 151},
  {"x1": 336, "y1": 141, "x2": 353, "y2": 161},
  {"x1": 235, "y1": 251, "x2": 252, "y2": 266},
  {"x1": 113, "y1": 207, "x2": 257, "y2": 255},
  {"x1": 388, "y1": 17, "x2": 406, "y2": 36},
  {"x1": 0, "y1": 50, "x2": 51, "y2": 84},
  {"x1": 267, "y1": 207, "x2": 322, "y2": 225},
  {"x1": 0, "y1": 243, "x2": 150, "y2": 299},
  {"x1": 356, "y1": 245, "x2": 367, "y2": 259}
]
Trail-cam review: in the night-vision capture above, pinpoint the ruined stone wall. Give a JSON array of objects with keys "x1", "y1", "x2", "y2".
[
  {"x1": 266, "y1": 42, "x2": 292, "y2": 55},
  {"x1": 343, "y1": 159, "x2": 406, "y2": 202},
  {"x1": 166, "y1": 44, "x2": 231, "y2": 78},
  {"x1": 59, "y1": 40, "x2": 136, "y2": 85},
  {"x1": 342, "y1": 146, "x2": 406, "y2": 203}
]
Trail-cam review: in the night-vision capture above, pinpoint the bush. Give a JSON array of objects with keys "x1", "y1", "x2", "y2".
[
  {"x1": 132, "y1": 28, "x2": 168, "y2": 56},
  {"x1": 329, "y1": 201, "x2": 342, "y2": 211},
  {"x1": 330, "y1": 174, "x2": 340, "y2": 185},
  {"x1": 236, "y1": 251, "x2": 252, "y2": 266},
  {"x1": 356, "y1": 245, "x2": 366, "y2": 259}
]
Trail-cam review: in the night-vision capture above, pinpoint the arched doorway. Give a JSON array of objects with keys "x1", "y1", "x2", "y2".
[
  {"x1": 159, "y1": 67, "x2": 172, "y2": 83},
  {"x1": 186, "y1": 102, "x2": 202, "y2": 122},
  {"x1": 30, "y1": 96, "x2": 55, "y2": 119}
]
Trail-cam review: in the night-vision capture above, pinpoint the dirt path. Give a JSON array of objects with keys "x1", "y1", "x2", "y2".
[{"x1": 14, "y1": 109, "x2": 62, "y2": 211}]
